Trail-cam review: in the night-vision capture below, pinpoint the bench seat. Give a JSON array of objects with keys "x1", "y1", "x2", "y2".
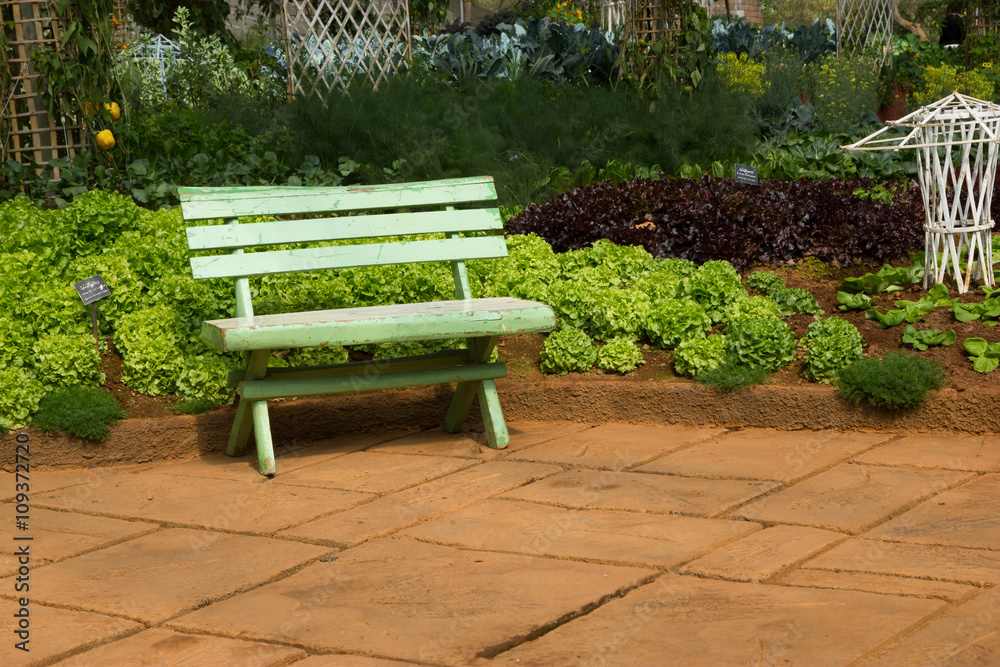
[{"x1": 201, "y1": 297, "x2": 556, "y2": 352}]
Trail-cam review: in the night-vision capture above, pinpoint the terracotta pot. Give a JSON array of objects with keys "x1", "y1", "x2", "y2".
[{"x1": 878, "y1": 82, "x2": 908, "y2": 123}]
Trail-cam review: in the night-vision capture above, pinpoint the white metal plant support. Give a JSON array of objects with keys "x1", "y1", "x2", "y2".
[{"x1": 843, "y1": 92, "x2": 1000, "y2": 294}]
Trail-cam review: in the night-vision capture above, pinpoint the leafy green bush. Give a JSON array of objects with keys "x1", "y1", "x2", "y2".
[
  {"x1": 596, "y1": 338, "x2": 645, "y2": 374},
  {"x1": 722, "y1": 295, "x2": 782, "y2": 324},
  {"x1": 32, "y1": 386, "x2": 125, "y2": 440},
  {"x1": 289, "y1": 346, "x2": 351, "y2": 367},
  {"x1": 645, "y1": 298, "x2": 712, "y2": 349},
  {"x1": 588, "y1": 288, "x2": 652, "y2": 341},
  {"x1": 746, "y1": 270, "x2": 784, "y2": 295},
  {"x1": 673, "y1": 334, "x2": 727, "y2": 378},
  {"x1": 769, "y1": 286, "x2": 824, "y2": 317},
  {"x1": 32, "y1": 334, "x2": 105, "y2": 387},
  {"x1": 697, "y1": 359, "x2": 769, "y2": 391},
  {"x1": 837, "y1": 352, "x2": 946, "y2": 411},
  {"x1": 540, "y1": 328, "x2": 598, "y2": 375},
  {"x1": 802, "y1": 317, "x2": 865, "y2": 383},
  {"x1": 0, "y1": 368, "x2": 45, "y2": 432},
  {"x1": 0, "y1": 317, "x2": 31, "y2": 370},
  {"x1": 681, "y1": 260, "x2": 747, "y2": 323},
  {"x1": 725, "y1": 315, "x2": 798, "y2": 372},
  {"x1": 546, "y1": 281, "x2": 598, "y2": 331},
  {"x1": 113, "y1": 306, "x2": 186, "y2": 396},
  {"x1": 175, "y1": 355, "x2": 232, "y2": 407}
]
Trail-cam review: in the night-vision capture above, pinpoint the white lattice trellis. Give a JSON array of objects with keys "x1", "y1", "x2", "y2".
[
  {"x1": 836, "y1": 0, "x2": 892, "y2": 67},
  {"x1": 283, "y1": 0, "x2": 410, "y2": 97},
  {"x1": 843, "y1": 93, "x2": 1000, "y2": 294}
]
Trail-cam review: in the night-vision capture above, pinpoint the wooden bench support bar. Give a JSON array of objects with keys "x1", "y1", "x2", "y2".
[
  {"x1": 238, "y1": 362, "x2": 507, "y2": 401},
  {"x1": 227, "y1": 349, "x2": 270, "y2": 457}
]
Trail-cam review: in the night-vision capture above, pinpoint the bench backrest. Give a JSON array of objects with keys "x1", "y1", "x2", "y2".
[{"x1": 181, "y1": 177, "x2": 505, "y2": 318}]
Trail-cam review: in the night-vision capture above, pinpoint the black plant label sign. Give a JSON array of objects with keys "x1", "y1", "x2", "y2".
[
  {"x1": 734, "y1": 163, "x2": 758, "y2": 186},
  {"x1": 74, "y1": 275, "x2": 112, "y2": 305}
]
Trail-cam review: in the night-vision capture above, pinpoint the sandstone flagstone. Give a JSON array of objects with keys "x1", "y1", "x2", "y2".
[
  {"x1": 399, "y1": 498, "x2": 761, "y2": 567},
  {"x1": 0, "y1": 508, "x2": 157, "y2": 565},
  {"x1": 0, "y1": 599, "x2": 140, "y2": 667},
  {"x1": 469, "y1": 421, "x2": 592, "y2": 454},
  {"x1": 680, "y1": 525, "x2": 845, "y2": 582},
  {"x1": 47, "y1": 628, "x2": 305, "y2": 666},
  {"x1": 853, "y1": 433, "x2": 1000, "y2": 472},
  {"x1": 775, "y1": 570, "x2": 978, "y2": 601},
  {"x1": 33, "y1": 471, "x2": 372, "y2": 534},
  {"x1": 733, "y1": 464, "x2": 973, "y2": 533},
  {"x1": 273, "y1": 451, "x2": 476, "y2": 494},
  {"x1": 366, "y1": 429, "x2": 489, "y2": 458},
  {"x1": 0, "y1": 528, "x2": 328, "y2": 623},
  {"x1": 864, "y1": 473, "x2": 1000, "y2": 550},
  {"x1": 280, "y1": 461, "x2": 558, "y2": 546},
  {"x1": 637, "y1": 429, "x2": 890, "y2": 481},
  {"x1": 804, "y1": 538, "x2": 1000, "y2": 585},
  {"x1": 167, "y1": 538, "x2": 657, "y2": 665},
  {"x1": 499, "y1": 468, "x2": 778, "y2": 517},
  {"x1": 293, "y1": 655, "x2": 425, "y2": 666},
  {"x1": 509, "y1": 423, "x2": 722, "y2": 470},
  {"x1": 494, "y1": 574, "x2": 943, "y2": 666},
  {"x1": 863, "y1": 588, "x2": 1000, "y2": 666}
]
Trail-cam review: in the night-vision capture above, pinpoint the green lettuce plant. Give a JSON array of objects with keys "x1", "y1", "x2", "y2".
[
  {"x1": 902, "y1": 326, "x2": 955, "y2": 351},
  {"x1": 673, "y1": 334, "x2": 727, "y2": 378},
  {"x1": 588, "y1": 288, "x2": 652, "y2": 341},
  {"x1": 290, "y1": 346, "x2": 351, "y2": 367},
  {"x1": 725, "y1": 315, "x2": 797, "y2": 372},
  {"x1": 175, "y1": 354, "x2": 232, "y2": 407},
  {"x1": 722, "y1": 295, "x2": 782, "y2": 324},
  {"x1": 0, "y1": 317, "x2": 31, "y2": 370},
  {"x1": 645, "y1": 298, "x2": 713, "y2": 349},
  {"x1": 769, "y1": 286, "x2": 823, "y2": 317},
  {"x1": 681, "y1": 260, "x2": 747, "y2": 323},
  {"x1": 544, "y1": 281, "x2": 597, "y2": 331},
  {"x1": 0, "y1": 368, "x2": 45, "y2": 432},
  {"x1": 596, "y1": 337, "x2": 645, "y2": 374},
  {"x1": 540, "y1": 328, "x2": 598, "y2": 375},
  {"x1": 963, "y1": 337, "x2": 1000, "y2": 373},
  {"x1": 114, "y1": 306, "x2": 186, "y2": 396},
  {"x1": 32, "y1": 333, "x2": 105, "y2": 387},
  {"x1": 802, "y1": 317, "x2": 865, "y2": 383},
  {"x1": 745, "y1": 270, "x2": 784, "y2": 295}
]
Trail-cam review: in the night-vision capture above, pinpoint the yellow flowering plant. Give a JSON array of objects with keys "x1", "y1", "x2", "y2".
[
  {"x1": 911, "y1": 64, "x2": 996, "y2": 107},
  {"x1": 715, "y1": 52, "x2": 767, "y2": 103},
  {"x1": 807, "y1": 55, "x2": 879, "y2": 135}
]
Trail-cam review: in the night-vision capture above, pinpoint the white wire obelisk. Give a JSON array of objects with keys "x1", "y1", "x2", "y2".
[{"x1": 843, "y1": 92, "x2": 999, "y2": 294}]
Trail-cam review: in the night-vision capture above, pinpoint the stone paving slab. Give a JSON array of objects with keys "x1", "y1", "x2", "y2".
[
  {"x1": 280, "y1": 461, "x2": 559, "y2": 547},
  {"x1": 293, "y1": 657, "x2": 423, "y2": 666},
  {"x1": 774, "y1": 570, "x2": 979, "y2": 601},
  {"x1": 0, "y1": 464, "x2": 157, "y2": 503},
  {"x1": 155, "y1": 431, "x2": 416, "y2": 483},
  {"x1": 637, "y1": 429, "x2": 889, "y2": 481},
  {"x1": 33, "y1": 471, "x2": 373, "y2": 534},
  {"x1": 733, "y1": 464, "x2": 973, "y2": 534},
  {"x1": 499, "y1": 468, "x2": 779, "y2": 517},
  {"x1": 48, "y1": 628, "x2": 306, "y2": 666},
  {"x1": 509, "y1": 423, "x2": 722, "y2": 470},
  {"x1": 168, "y1": 538, "x2": 658, "y2": 665},
  {"x1": 366, "y1": 429, "x2": 491, "y2": 459},
  {"x1": 0, "y1": 528, "x2": 328, "y2": 623},
  {"x1": 494, "y1": 574, "x2": 943, "y2": 666},
  {"x1": 274, "y1": 451, "x2": 476, "y2": 494},
  {"x1": 865, "y1": 473, "x2": 1000, "y2": 550},
  {"x1": 399, "y1": 498, "x2": 761, "y2": 568},
  {"x1": 863, "y1": 588, "x2": 1000, "y2": 666},
  {"x1": 804, "y1": 538, "x2": 1000, "y2": 585},
  {"x1": 469, "y1": 421, "x2": 593, "y2": 454},
  {"x1": 1, "y1": 598, "x2": 140, "y2": 667},
  {"x1": 853, "y1": 433, "x2": 1000, "y2": 472},
  {"x1": 0, "y1": 508, "x2": 157, "y2": 565},
  {"x1": 680, "y1": 525, "x2": 846, "y2": 582}
]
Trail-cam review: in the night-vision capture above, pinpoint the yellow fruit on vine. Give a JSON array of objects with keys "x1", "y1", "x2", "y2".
[
  {"x1": 85, "y1": 101, "x2": 97, "y2": 114},
  {"x1": 96, "y1": 129, "x2": 115, "y2": 150},
  {"x1": 104, "y1": 102, "x2": 121, "y2": 121}
]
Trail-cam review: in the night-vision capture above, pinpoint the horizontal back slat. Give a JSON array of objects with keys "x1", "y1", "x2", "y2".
[
  {"x1": 179, "y1": 177, "x2": 497, "y2": 220},
  {"x1": 190, "y1": 236, "x2": 508, "y2": 280},
  {"x1": 187, "y1": 209, "x2": 502, "y2": 250}
]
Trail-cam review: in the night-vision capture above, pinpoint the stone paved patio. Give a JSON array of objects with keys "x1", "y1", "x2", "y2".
[{"x1": 2, "y1": 422, "x2": 998, "y2": 666}]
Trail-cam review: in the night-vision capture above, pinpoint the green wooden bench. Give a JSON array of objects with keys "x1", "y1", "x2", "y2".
[{"x1": 180, "y1": 176, "x2": 556, "y2": 475}]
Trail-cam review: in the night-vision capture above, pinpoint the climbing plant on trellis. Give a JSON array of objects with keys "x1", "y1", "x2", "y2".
[
  {"x1": 282, "y1": 0, "x2": 410, "y2": 98},
  {"x1": 965, "y1": 0, "x2": 999, "y2": 37},
  {"x1": 836, "y1": 0, "x2": 893, "y2": 67}
]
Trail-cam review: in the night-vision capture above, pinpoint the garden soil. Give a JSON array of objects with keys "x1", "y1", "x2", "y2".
[{"x1": 17, "y1": 259, "x2": 1000, "y2": 470}]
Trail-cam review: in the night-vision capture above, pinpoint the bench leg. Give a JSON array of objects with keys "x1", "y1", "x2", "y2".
[
  {"x1": 227, "y1": 349, "x2": 270, "y2": 458},
  {"x1": 443, "y1": 337, "x2": 505, "y2": 445},
  {"x1": 251, "y1": 399, "x2": 276, "y2": 475}
]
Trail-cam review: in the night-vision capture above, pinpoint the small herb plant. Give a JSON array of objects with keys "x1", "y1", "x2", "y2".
[
  {"x1": 697, "y1": 359, "x2": 768, "y2": 392},
  {"x1": 32, "y1": 386, "x2": 126, "y2": 441},
  {"x1": 837, "y1": 352, "x2": 946, "y2": 411}
]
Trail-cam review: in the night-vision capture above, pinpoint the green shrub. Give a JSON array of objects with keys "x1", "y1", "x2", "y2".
[
  {"x1": 540, "y1": 328, "x2": 598, "y2": 375},
  {"x1": 673, "y1": 334, "x2": 727, "y2": 378},
  {"x1": 32, "y1": 386, "x2": 125, "y2": 440},
  {"x1": 0, "y1": 368, "x2": 45, "y2": 431},
  {"x1": 837, "y1": 352, "x2": 946, "y2": 411},
  {"x1": 722, "y1": 295, "x2": 782, "y2": 324},
  {"x1": 725, "y1": 315, "x2": 798, "y2": 372},
  {"x1": 588, "y1": 288, "x2": 652, "y2": 341},
  {"x1": 802, "y1": 317, "x2": 865, "y2": 383},
  {"x1": 597, "y1": 337, "x2": 645, "y2": 374},
  {"x1": 645, "y1": 298, "x2": 713, "y2": 349},
  {"x1": 697, "y1": 359, "x2": 769, "y2": 391},
  {"x1": 32, "y1": 334, "x2": 105, "y2": 388}
]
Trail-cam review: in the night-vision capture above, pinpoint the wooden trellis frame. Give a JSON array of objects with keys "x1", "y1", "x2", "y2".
[
  {"x1": 624, "y1": 0, "x2": 691, "y2": 45},
  {"x1": 965, "y1": 0, "x2": 999, "y2": 37},
  {"x1": 0, "y1": 1, "x2": 84, "y2": 172},
  {"x1": 282, "y1": 0, "x2": 410, "y2": 98},
  {"x1": 843, "y1": 93, "x2": 1000, "y2": 294},
  {"x1": 836, "y1": 0, "x2": 893, "y2": 67}
]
